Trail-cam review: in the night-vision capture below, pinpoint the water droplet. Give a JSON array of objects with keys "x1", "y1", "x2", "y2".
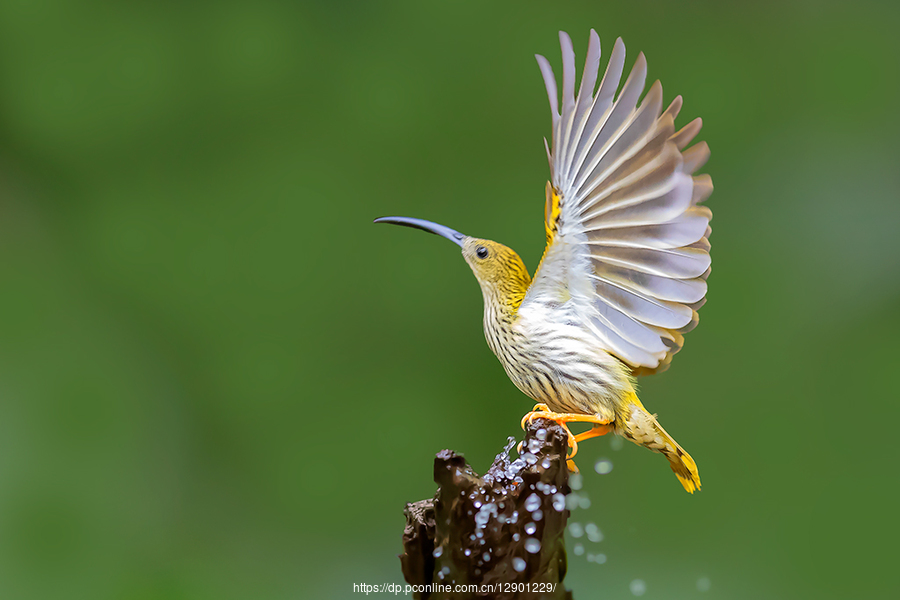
[
  {"x1": 552, "y1": 493, "x2": 566, "y2": 511},
  {"x1": 610, "y1": 436, "x2": 624, "y2": 451},
  {"x1": 570, "y1": 473, "x2": 583, "y2": 490},
  {"x1": 483, "y1": 552, "x2": 491, "y2": 562},
  {"x1": 532, "y1": 510, "x2": 543, "y2": 521},
  {"x1": 525, "y1": 538, "x2": 541, "y2": 554},
  {"x1": 536, "y1": 428, "x2": 547, "y2": 441},
  {"x1": 579, "y1": 496, "x2": 592, "y2": 509},
  {"x1": 541, "y1": 457, "x2": 552, "y2": 469},
  {"x1": 566, "y1": 493, "x2": 581, "y2": 511},
  {"x1": 464, "y1": 549, "x2": 471, "y2": 556},
  {"x1": 594, "y1": 458, "x2": 614, "y2": 475},
  {"x1": 512, "y1": 557, "x2": 527, "y2": 572},
  {"x1": 433, "y1": 546, "x2": 443, "y2": 558},
  {"x1": 594, "y1": 553, "x2": 607, "y2": 564},
  {"x1": 475, "y1": 502, "x2": 498, "y2": 528},
  {"x1": 512, "y1": 533, "x2": 520, "y2": 542},
  {"x1": 630, "y1": 579, "x2": 646, "y2": 596},
  {"x1": 585, "y1": 522, "x2": 603, "y2": 542},
  {"x1": 568, "y1": 522, "x2": 584, "y2": 538},
  {"x1": 524, "y1": 522, "x2": 537, "y2": 535},
  {"x1": 474, "y1": 500, "x2": 482, "y2": 509},
  {"x1": 697, "y1": 577, "x2": 711, "y2": 592},
  {"x1": 524, "y1": 493, "x2": 541, "y2": 512},
  {"x1": 573, "y1": 543, "x2": 584, "y2": 556}
]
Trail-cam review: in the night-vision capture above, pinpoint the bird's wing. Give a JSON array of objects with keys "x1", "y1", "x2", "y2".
[{"x1": 525, "y1": 31, "x2": 713, "y2": 375}]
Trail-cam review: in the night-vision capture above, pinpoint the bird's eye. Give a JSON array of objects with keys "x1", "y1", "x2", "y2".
[{"x1": 476, "y1": 246, "x2": 489, "y2": 259}]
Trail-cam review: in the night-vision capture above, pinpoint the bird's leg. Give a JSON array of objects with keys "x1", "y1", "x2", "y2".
[
  {"x1": 518, "y1": 404, "x2": 579, "y2": 461},
  {"x1": 573, "y1": 423, "x2": 613, "y2": 444},
  {"x1": 519, "y1": 406, "x2": 613, "y2": 471}
]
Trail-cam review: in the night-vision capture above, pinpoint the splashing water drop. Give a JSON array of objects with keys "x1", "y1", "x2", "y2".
[
  {"x1": 532, "y1": 510, "x2": 543, "y2": 522},
  {"x1": 541, "y1": 457, "x2": 552, "y2": 469},
  {"x1": 524, "y1": 538, "x2": 541, "y2": 554},
  {"x1": 512, "y1": 557, "x2": 527, "y2": 572},
  {"x1": 585, "y1": 522, "x2": 603, "y2": 543},
  {"x1": 524, "y1": 522, "x2": 537, "y2": 535},
  {"x1": 570, "y1": 473, "x2": 583, "y2": 490},
  {"x1": 464, "y1": 549, "x2": 471, "y2": 557},
  {"x1": 630, "y1": 579, "x2": 646, "y2": 596},
  {"x1": 568, "y1": 522, "x2": 584, "y2": 538},
  {"x1": 566, "y1": 493, "x2": 581, "y2": 511},
  {"x1": 433, "y1": 546, "x2": 443, "y2": 558},
  {"x1": 579, "y1": 496, "x2": 592, "y2": 509},
  {"x1": 512, "y1": 533, "x2": 520, "y2": 542},
  {"x1": 536, "y1": 428, "x2": 547, "y2": 441},
  {"x1": 552, "y1": 493, "x2": 566, "y2": 512},
  {"x1": 573, "y1": 543, "x2": 584, "y2": 556},
  {"x1": 483, "y1": 552, "x2": 491, "y2": 562},
  {"x1": 524, "y1": 493, "x2": 541, "y2": 512},
  {"x1": 594, "y1": 553, "x2": 607, "y2": 564},
  {"x1": 594, "y1": 458, "x2": 614, "y2": 475},
  {"x1": 697, "y1": 577, "x2": 711, "y2": 592}
]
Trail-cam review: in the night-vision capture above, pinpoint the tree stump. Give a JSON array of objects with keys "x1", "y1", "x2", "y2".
[{"x1": 400, "y1": 418, "x2": 574, "y2": 599}]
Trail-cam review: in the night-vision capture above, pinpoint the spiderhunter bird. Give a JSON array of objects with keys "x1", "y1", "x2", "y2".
[{"x1": 376, "y1": 31, "x2": 712, "y2": 493}]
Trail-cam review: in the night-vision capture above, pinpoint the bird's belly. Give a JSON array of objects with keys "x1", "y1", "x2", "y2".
[{"x1": 498, "y1": 331, "x2": 629, "y2": 421}]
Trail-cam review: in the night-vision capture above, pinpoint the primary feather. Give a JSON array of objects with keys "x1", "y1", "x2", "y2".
[{"x1": 526, "y1": 30, "x2": 713, "y2": 374}]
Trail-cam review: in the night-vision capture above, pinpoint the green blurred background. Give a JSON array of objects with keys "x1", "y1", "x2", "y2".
[{"x1": 1, "y1": 1, "x2": 898, "y2": 598}]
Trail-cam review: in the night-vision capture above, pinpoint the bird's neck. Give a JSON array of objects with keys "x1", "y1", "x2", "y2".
[{"x1": 479, "y1": 269, "x2": 531, "y2": 356}]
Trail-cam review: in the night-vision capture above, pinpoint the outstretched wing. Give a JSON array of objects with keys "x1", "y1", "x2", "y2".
[{"x1": 525, "y1": 30, "x2": 713, "y2": 375}]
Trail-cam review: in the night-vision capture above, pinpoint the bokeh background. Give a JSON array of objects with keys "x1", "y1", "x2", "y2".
[{"x1": 1, "y1": 1, "x2": 898, "y2": 598}]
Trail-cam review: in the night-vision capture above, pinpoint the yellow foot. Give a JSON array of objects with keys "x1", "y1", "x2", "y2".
[
  {"x1": 519, "y1": 406, "x2": 614, "y2": 471},
  {"x1": 574, "y1": 423, "x2": 613, "y2": 444}
]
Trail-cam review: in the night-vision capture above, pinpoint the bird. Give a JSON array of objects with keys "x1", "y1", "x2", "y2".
[{"x1": 376, "y1": 30, "x2": 712, "y2": 493}]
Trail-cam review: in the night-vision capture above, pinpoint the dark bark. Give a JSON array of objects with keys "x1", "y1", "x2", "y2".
[{"x1": 400, "y1": 418, "x2": 574, "y2": 600}]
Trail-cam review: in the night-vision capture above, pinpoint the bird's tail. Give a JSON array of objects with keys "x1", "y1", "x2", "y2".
[{"x1": 617, "y1": 393, "x2": 701, "y2": 494}]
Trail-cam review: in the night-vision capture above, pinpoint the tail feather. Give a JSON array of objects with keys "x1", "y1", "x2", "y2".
[{"x1": 618, "y1": 394, "x2": 701, "y2": 493}]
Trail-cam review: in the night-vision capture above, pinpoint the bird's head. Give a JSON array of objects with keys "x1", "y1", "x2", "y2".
[{"x1": 375, "y1": 216, "x2": 531, "y2": 312}]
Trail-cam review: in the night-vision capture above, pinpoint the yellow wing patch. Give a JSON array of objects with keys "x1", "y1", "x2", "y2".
[
  {"x1": 544, "y1": 180, "x2": 562, "y2": 246},
  {"x1": 534, "y1": 181, "x2": 563, "y2": 280}
]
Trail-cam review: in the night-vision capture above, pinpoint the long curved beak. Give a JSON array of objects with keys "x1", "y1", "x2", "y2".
[{"x1": 374, "y1": 216, "x2": 466, "y2": 247}]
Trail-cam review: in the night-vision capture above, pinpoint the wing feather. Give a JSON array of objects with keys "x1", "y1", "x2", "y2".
[{"x1": 524, "y1": 31, "x2": 713, "y2": 374}]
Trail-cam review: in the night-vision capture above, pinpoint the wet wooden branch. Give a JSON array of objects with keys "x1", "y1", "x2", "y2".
[{"x1": 400, "y1": 419, "x2": 574, "y2": 600}]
